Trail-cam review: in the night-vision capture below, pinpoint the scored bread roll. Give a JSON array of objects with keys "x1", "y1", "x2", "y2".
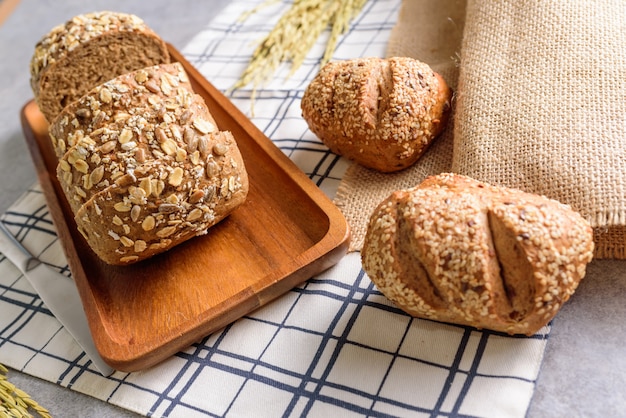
[
  {"x1": 301, "y1": 57, "x2": 452, "y2": 173},
  {"x1": 361, "y1": 173, "x2": 594, "y2": 335},
  {"x1": 49, "y1": 62, "x2": 196, "y2": 158},
  {"x1": 30, "y1": 11, "x2": 170, "y2": 122}
]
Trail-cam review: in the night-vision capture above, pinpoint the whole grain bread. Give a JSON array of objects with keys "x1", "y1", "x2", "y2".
[
  {"x1": 48, "y1": 62, "x2": 197, "y2": 158},
  {"x1": 57, "y1": 92, "x2": 217, "y2": 214},
  {"x1": 34, "y1": 13, "x2": 249, "y2": 265},
  {"x1": 30, "y1": 11, "x2": 170, "y2": 122},
  {"x1": 361, "y1": 173, "x2": 594, "y2": 335},
  {"x1": 301, "y1": 57, "x2": 452, "y2": 173},
  {"x1": 74, "y1": 130, "x2": 248, "y2": 265}
]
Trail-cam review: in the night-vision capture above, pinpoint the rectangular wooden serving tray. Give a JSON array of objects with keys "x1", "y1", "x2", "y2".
[{"x1": 19, "y1": 45, "x2": 350, "y2": 372}]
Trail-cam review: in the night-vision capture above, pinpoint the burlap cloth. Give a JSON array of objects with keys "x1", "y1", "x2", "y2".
[{"x1": 335, "y1": 0, "x2": 626, "y2": 259}]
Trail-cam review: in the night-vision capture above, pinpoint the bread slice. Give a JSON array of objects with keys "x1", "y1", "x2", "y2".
[
  {"x1": 30, "y1": 11, "x2": 170, "y2": 122},
  {"x1": 49, "y1": 62, "x2": 195, "y2": 158},
  {"x1": 74, "y1": 131, "x2": 248, "y2": 265}
]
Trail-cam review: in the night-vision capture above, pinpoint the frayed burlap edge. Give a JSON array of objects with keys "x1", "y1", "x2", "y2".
[{"x1": 451, "y1": 0, "x2": 626, "y2": 259}]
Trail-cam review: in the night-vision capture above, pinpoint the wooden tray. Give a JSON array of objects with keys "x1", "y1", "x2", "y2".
[{"x1": 19, "y1": 45, "x2": 350, "y2": 372}]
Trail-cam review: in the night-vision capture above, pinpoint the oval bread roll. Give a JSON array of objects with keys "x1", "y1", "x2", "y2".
[
  {"x1": 30, "y1": 11, "x2": 170, "y2": 122},
  {"x1": 361, "y1": 173, "x2": 594, "y2": 335},
  {"x1": 301, "y1": 57, "x2": 452, "y2": 172}
]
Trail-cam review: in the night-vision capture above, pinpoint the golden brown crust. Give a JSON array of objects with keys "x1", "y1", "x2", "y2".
[
  {"x1": 361, "y1": 173, "x2": 594, "y2": 335},
  {"x1": 30, "y1": 11, "x2": 170, "y2": 122},
  {"x1": 56, "y1": 91, "x2": 215, "y2": 215},
  {"x1": 49, "y1": 62, "x2": 196, "y2": 158},
  {"x1": 35, "y1": 14, "x2": 248, "y2": 265},
  {"x1": 74, "y1": 130, "x2": 248, "y2": 265},
  {"x1": 301, "y1": 57, "x2": 452, "y2": 173}
]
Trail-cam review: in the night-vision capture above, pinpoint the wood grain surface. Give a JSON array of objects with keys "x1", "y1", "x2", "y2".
[
  {"x1": 0, "y1": 0, "x2": 20, "y2": 26},
  {"x1": 19, "y1": 45, "x2": 350, "y2": 372}
]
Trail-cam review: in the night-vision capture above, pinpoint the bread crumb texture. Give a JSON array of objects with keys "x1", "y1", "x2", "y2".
[{"x1": 361, "y1": 173, "x2": 594, "y2": 335}]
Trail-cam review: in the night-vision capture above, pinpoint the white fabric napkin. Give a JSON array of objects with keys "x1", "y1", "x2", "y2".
[{"x1": 0, "y1": 1, "x2": 550, "y2": 416}]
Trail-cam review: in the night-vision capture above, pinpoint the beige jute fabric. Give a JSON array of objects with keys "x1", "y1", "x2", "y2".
[
  {"x1": 453, "y1": 0, "x2": 626, "y2": 259},
  {"x1": 335, "y1": 0, "x2": 626, "y2": 258}
]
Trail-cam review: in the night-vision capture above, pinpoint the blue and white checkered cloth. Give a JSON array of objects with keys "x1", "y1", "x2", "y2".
[{"x1": 0, "y1": 1, "x2": 550, "y2": 416}]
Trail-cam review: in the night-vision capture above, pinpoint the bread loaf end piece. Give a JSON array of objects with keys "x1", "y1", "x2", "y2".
[
  {"x1": 361, "y1": 173, "x2": 594, "y2": 335},
  {"x1": 56, "y1": 91, "x2": 215, "y2": 215},
  {"x1": 30, "y1": 11, "x2": 170, "y2": 122},
  {"x1": 301, "y1": 57, "x2": 452, "y2": 173}
]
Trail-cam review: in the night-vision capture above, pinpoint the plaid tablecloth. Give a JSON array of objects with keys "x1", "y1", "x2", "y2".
[{"x1": 0, "y1": 1, "x2": 549, "y2": 416}]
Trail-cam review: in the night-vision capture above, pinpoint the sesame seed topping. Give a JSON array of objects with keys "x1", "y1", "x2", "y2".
[
  {"x1": 361, "y1": 173, "x2": 594, "y2": 335},
  {"x1": 301, "y1": 57, "x2": 452, "y2": 172}
]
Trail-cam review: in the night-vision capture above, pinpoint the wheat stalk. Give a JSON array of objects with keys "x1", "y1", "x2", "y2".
[
  {"x1": 232, "y1": 0, "x2": 369, "y2": 94},
  {"x1": 0, "y1": 364, "x2": 51, "y2": 418}
]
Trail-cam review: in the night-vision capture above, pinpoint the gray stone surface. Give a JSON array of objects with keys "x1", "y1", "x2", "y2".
[{"x1": 0, "y1": 1, "x2": 624, "y2": 417}]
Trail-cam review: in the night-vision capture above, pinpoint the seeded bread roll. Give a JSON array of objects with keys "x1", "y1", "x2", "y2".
[
  {"x1": 30, "y1": 11, "x2": 170, "y2": 122},
  {"x1": 361, "y1": 173, "x2": 594, "y2": 335},
  {"x1": 74, "y1": 131, "x2": 248, "y2": 265},
  {"x1": 57, "y1": 93, "x2": 216, "y2": 214},
  {"x1": 301, "y1": 57, "x2": 452, "y2": 173},
  {"x1": 49, "y1": 62, "x2": 196, "y2": 158}
]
